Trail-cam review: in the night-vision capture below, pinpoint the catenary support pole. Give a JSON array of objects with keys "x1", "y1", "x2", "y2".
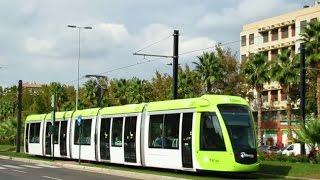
[
  {"x1": 16, "y1": 80, "x2": 22, "y2": 153},
  {"x1": 173, "y1": 30, "x2": 179, "y2": 99},
  {"x1": 300, "y1": 43, "x2": 306, "y2": 155}
]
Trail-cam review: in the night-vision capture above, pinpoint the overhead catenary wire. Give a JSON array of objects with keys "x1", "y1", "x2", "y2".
[
  {"x1": 62, "y1": 23, "x2": 309, "y2": 85},
  {"x1": 134, "y1": 34, "x2": 172, "y2": 54}
]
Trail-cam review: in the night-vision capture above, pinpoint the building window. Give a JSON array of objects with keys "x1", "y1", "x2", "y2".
[
  {"x1": 300, "y1": 20, "x2": 307, "y2": 34},
  {"x1": 271, "y1": 49, "x2": 278, "y2": 60},
  {"x1": 291, "y1": 25, "x2": 295, "y2": 37},
  {"x1": 111, "y1": 117, "x2": 123, "y2": 147},
  {"x1": 149, "y1": 113, "x2": 180, "y2": 149},
  {"x1": 262, "y1": 91, "x2": 268, "y2": 103},
  {"x1": 271, "y1": 90, "x2": 278, "y2": 102},
  {"x1": 249, "y1": 34, "x2": 254, "y2": 45},
  {"x1": 281, "y1": 26, "x2": 288, "y2": 39},
  {"x1": 311, "y1": 18, "x2": 317, "y2": 24},
  {"x1": 29, "y1": 123, "x2": 41, "y2": 143},
  {"x1": 280, "y1": 89, "x2": 286, "y2": 101},
  {"x1": 262, "y1": 32, "x2": 268, "y2": 43},
  {"x1": 74, "y1": 119, "x2": 92, "y2": 145},
  {"x1": 200, "y1": 112, "x2": 226, "y2": 151},
  {"x1": 271, "y1": 29, "x2": 278, "y2": 41},
  {"x1": 241, "y1": 55, "x2": 247, "y2": 61},
  {"x1": 241, "y1": 35, "x2": 246, "y2": 46}
]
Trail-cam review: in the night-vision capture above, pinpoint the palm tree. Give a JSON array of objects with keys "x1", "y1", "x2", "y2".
[
  {"x1": 193, "y1": 52, "x2": 223, "y2": 93},
  {"x1": 270, "y1": 49, "x2": 300, "y2": 143},
  {"x1": 301, "y1": 19, "x2": 320, "y2": 117},
  {"x1": 0, "y1": 118, "x2": 17, "y2": 145},
  {"x1": 294, "y1": 117, "x2": 320, "y2": 151},
  {"x1": 241, "y1": 53, "x2": 270, "y2": 145}
]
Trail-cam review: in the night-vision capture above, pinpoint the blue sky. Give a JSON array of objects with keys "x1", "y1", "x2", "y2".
[{"x1": 0, "y1": 0, "x2": 315, "y2": 87}]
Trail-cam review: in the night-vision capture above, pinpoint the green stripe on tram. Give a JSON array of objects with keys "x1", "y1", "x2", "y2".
[
  {"x1": 44, "y1": 111, "x2": 66, "y2": 121},
  {"x1": 72, "y1": 108, "x2": 100, "y2": 119},
  {"x1": 25, "y1": 114, "x2": 47, "y2": 122},
  {"x1": 99, "y1": 103, "x2": 145, "y2": 116}
]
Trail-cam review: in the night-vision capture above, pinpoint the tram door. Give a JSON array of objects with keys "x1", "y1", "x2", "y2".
[
  {"x1": 60, "y1": 121, "x2": 68, "y2": 156},
  {"x1": 25, "y1": 124, "x2": 29, "y2": 153},
  {"x1": 100, "y1": 118, "x2": 111, "y2": 160},
  {"x1": 181, "y1": 113, "x2": 193, "y2": 168},
  {"x1": 124, "y1": 116, "x2": 137, "y2": 163},
  {"x1": 45, "y1": 122, "x2": 52, "y2": 155}
]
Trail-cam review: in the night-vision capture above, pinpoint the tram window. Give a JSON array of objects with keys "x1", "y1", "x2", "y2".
[
  {"x1": 29, "y1": 123, "x2": 41, "y2": 143},
  {"x1": 163, "y1": 114, "x2": 180, "y2": 149},
  {"x1": 74, "y1": 119, "x2": 92, "y2": 145},
  {"x1": 53, "y1": 121, "x2": 59, "y2": 144},
  {"x1": 149, "y1": 113, "x2": 180, "y2": 149},
  {"x1": 149, "y1": 115, "x2": 164, "y2": 148},
  {"x1": 200, "y1": 112, "x2": 226, "y2": 151},
  {"x1": 111, "y1": 117, "x2": 123, "y2": 147}
]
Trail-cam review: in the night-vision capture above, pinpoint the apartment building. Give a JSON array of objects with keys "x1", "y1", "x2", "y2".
[{"x1": 240, "y1": 3, "x2": 320, "y2": 147}]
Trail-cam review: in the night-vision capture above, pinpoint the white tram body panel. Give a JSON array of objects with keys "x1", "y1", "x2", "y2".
[{"x1": 26, "y1": 120, "x2": 45, "y2": 156}]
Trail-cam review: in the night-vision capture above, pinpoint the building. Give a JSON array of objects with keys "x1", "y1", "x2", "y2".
[{"x1": 240, "y1": 3, "x2": 320, "y2": 147}]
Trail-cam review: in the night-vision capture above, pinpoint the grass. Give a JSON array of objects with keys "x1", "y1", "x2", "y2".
[
  {"x1": 1, "y1": 144, "x2": 320, "y2": 179},
  {"x1": 259, "y1": 161, "x2": 320, "y2": 178}
]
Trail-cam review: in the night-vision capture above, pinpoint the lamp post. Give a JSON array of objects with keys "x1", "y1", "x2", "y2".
[{"x1": 68, "y1": 25, "x2": 92, "y2": 110}]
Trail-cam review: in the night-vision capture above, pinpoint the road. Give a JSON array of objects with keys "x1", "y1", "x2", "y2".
[{"x1": 0, "y1": 158, "x2": 135, "y2": 180}]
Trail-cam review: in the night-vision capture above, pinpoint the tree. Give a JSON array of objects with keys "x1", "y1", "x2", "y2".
[
  {"x1": 83, "y1": 79, "x2": 100, "y2": 108},
  {"x1": 149, "y1": 71, "x2": 172, "y2": 101},
  {"x1": 178, "y1": 65, "x2": 202, "y2": 98},
  {"x1": 193, "y1": 51, "x2": 223, "y2": 93},
  {"x1": 241, "y1": 53, "x2": 270, "y2": 145},
  {"x1": 215, "y1": 46, "x2": 247, "y2": 96},
  {"x1": 294, "y1": 117, "x2": 320, "y2": 151},
  {"x1": 0, "y1": 118, "x2": 17, "y2": 145},
  {"x1": 50, "y1": 82, "x2": 68, "y2": 111},
  {"x1": 270, "y1": 49, "x2": 300, "y2": 143},
  {"x1": 301, "y1": 19, "x2": 320, "y2": 117}
]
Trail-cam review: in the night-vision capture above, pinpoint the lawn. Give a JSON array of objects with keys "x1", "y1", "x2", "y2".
[
  {"x1": 259, "y1": 160, "x2": 320, "y2": 179},
  {"x1": 1, "y1": 144, "x2": 320, "y2": 179}
]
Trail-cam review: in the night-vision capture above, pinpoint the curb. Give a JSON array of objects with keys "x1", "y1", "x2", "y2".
[{"x1": 0, "y1": 155, "x2": 183, "y2": 180}]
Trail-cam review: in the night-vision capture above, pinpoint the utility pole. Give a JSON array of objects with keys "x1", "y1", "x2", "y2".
[
  {"x1": 300, "y1": 43, "x2": 306, "y2": 155},
  {"x1": 133, "y1": 30, "x2": 179, "y2": 99},
  {"x1": 173, "y1": 30, "x2": 179, "y2": 99},
  {"x1": 16, "y1": 80, "x2": 22, "y2": 153}
]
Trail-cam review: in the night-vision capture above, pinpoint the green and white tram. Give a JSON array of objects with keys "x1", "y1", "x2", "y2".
[{"x1": 24, "y1": 95, "x2": 259, "y2": 172}]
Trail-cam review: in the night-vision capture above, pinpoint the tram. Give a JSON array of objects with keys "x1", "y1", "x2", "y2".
[{"x1": 24, "y1": 95, "x2": 259, "y2": 172}]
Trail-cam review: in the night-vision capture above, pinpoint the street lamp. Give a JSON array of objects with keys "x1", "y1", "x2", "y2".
[{"x1": 68, "y1": 25, "x2": 92, "y2": 110}]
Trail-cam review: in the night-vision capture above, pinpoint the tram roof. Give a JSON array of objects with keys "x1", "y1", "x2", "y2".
[
  {"x1": 99, "y1": 103, "x2": 145, "y2": 116},
  {"x1": 44, "y1": 111, "x2": 66, "y2": 121},
  {"x1": 146, "y1": 95, "x2": 247, "y2": 112},
  {"x1": 25, "y1": 114, "x2": 47, "y2": 122},
  {"x1": 72, "y1": 108, "x2": 100, "y2": 120}
]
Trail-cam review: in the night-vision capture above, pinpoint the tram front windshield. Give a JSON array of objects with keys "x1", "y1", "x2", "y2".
[{"x1": 218, "y1": 104, "x2": 256, "y2": 151}]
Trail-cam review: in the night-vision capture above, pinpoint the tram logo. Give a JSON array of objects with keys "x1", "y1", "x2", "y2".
[{"x1": 240, "y1": 152, "x2": 254, "y2": 158}]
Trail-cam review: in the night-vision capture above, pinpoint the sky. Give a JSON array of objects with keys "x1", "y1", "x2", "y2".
[{"x1": 0, "y1": 0, "x2": 315, "y2": 87}]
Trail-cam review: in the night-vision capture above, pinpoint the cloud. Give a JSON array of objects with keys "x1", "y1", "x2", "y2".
[
  {"x1": 0, "y1": 0, "x2": 311, "y2": 87},
  {"x1": 196, "y1": 0, "x2": 300, "y2": 39},
  {"x1": 24, "y1": 37, "x2": 57, "y2": 57},
  {"x1": 97, "y1": 23, "x2": 130, "y2": 43}
]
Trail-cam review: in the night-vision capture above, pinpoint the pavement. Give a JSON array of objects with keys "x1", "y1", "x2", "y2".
[
  {"x1": 0, "y1": 158, "x2": 136, "y2": 180},
  {"x1": 0, "y1": 155, "x2": 183, "y2": 180}
]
